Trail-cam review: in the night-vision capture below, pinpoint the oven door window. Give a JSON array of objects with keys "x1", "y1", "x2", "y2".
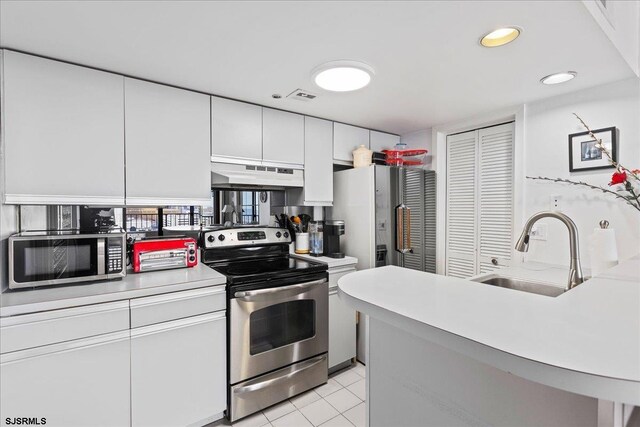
[
  {"x1": 249, "y1": 300, "x2": 316, "y2": 355},
  {"x1": 12, "y1": 239, "x2": 98, "y2": 283}
]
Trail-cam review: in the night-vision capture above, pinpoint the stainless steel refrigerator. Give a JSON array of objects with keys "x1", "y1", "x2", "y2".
[{"x1": 330, "y1": 165, "x2": 436, "y2": 363}]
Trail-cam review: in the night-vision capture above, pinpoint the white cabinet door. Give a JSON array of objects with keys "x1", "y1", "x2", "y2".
[
  {"x1": 329, "y1": 289, "x2": 357, "y2": 369},
  {"x1": 370, "y1": 131, "x2": 400, "y2": 152},
  {"x1": 211, "y1": 96, "x2": 262, "y2": 165},
  {"x1": 125, "y1": 78, "x2": 211, "y2": 206},
  {"x1": 303, "y1": 116, "x2": 333, "y2": 205},
  {"x1": 333, "y1": 123, "x2": 369, "y2": 163},
  {"x1": 2, "y1": 51, "x2": 125, "y2": 205},
  {"x1": 131, "y1": 312, "x2": 226, "y2": 427},
  {"x1": 263, "y1": 108, "x2": 304, "y2": 168},
  {"x1": 0, "y1": 331, "x2": 131, "y2": 427}
]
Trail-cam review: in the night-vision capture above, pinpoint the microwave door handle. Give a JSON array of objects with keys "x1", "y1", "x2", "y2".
[
  {"x1": 233, "y1": 278, "x2": 327, "y2": 300},
  {"x1": 97, "y1": 239, "x2": 106, "y2": 275}
]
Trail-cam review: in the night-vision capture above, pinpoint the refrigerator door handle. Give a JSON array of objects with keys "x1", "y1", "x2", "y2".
[{"x1": 396, "y1": 204, "x2": 412, "y2": 254}]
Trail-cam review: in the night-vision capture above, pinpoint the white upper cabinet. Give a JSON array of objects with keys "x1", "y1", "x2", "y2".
[
  {"x1": 302, "y1": 117, "x2": 333, "y2": 205},
  {"x1": 2, "y1": 50, "x2": 125, "y2": 205},
  {"x1": 262, "y1": 108, "x2": 304, "y2": 168},
  {"x1": 211, "y1": 96, "x2": 262, "y2": 165},
  {"x1": 333, "y1": 123, "x2": 370, "y2": 163},
  {"x1": 125, "y1": 78, "x2": 211, "y2": 206},
  {"x1": 370, "y1": 130, "x2": 400, "y2": 152}
]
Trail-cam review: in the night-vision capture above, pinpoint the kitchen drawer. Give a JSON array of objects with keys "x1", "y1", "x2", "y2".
[
  {"x1": 329, "y1": 266, "x2": 357, "y2": 289},
  {"x1": 130, "y1": 286, "x2": 225, "y2": 328},
  {"x1": 0, "y1": 300, "x2": 130, "y2": 354}
]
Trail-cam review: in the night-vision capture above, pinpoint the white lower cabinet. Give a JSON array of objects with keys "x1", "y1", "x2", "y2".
[
  {"x1": 131, "y1": 311, "x2": 226, "y2": 427},
  {"x1": 328, "y1": 267, "x2": 357, "y2": 369},
  {"x1": 0, "y1": 331, "x2": 131, "y2": 427}
]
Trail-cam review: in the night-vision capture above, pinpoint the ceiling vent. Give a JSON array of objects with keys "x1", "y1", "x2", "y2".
[{"x1": 286, "y1": 89, "x2": 317, "y2": 102}]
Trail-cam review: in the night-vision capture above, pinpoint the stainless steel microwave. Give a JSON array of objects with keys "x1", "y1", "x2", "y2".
[{"x1": 8, "y1": 230, "x2": 126, "y2": 289}]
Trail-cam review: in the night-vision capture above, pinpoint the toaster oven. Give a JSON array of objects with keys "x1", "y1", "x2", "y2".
[{"x1": 131, "y1": 237, "x2": 198, "y2": 273}]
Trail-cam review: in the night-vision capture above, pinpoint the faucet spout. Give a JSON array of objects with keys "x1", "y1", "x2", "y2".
[{"x1": 515, "y1": 211, "x2": 584, "y2": 290}]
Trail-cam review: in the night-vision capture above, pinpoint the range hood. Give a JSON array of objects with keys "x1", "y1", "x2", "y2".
[{"x1": 211, "y1": 162, "x2": 304, "y2": 190}]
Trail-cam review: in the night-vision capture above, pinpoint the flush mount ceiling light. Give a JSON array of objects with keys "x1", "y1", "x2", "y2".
[
  {"x1": 312, "y1": 60, "x2": 374, "y2": 92},
  {"x1": 480, "y1": 27, "x2": 521, "y2": 47},
  {"x1": 540, "y1": 71, "x2": 578, "y2": 85}
]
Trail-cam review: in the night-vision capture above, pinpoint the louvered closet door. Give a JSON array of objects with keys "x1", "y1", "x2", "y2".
[
  {"x1": 424, "y1": 170, "x2": 437, "y2": 273},
  {"x1": 478, "y1": 123, "x2": 514, "y2": 273},
  {"x1": 402, "y1": 169, "x2": 425, "y2": 271},
  {"x1": 445, "y1": 131, "x2": 478, "y2": 278}
]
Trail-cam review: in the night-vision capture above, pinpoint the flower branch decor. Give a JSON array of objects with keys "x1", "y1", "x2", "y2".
[{"x1": 527, "y1": 114, "x2": 640, "y2": 213}]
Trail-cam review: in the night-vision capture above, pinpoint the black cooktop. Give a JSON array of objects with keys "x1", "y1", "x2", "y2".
[{"x1": 209, "y1": 255, "x2": 327, "y2": 286}]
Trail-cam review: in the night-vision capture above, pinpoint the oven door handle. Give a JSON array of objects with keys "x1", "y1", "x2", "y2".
[
  {"x1": 233, "y1": 355, "x2": 327, "y2": 394},
  {"x1": 233, "y1": 278, "x2": 327, "y2": 300}
]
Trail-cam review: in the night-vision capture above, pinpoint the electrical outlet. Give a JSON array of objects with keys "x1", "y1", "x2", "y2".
[
  {"x1": 530, "y1": 224, "x2": 548, "y2": 241},
  {"x1": 550, "y1": 194, "x2": 562, "y2": 210}
]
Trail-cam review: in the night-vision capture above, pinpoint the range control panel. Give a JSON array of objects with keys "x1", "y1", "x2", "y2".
[{"x1": 203, "y1": 227, "x2": 291, "y2": 248}]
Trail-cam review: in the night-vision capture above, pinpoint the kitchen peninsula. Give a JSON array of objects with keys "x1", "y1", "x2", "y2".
[{"x1": 338, "y1": 257, "x2": 640, "y2": 427}]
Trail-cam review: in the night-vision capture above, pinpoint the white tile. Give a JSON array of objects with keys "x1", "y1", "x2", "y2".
[
  {"x1": 232, "y1": 411, "x2": 271, "y2": 427},
  {"x1": 323, "y1": 388, "x2": 361, "y2": 413},
  {"x1": 319, "y1": 414, "x2": 354, "y2": 427},
  {"x1": 290, "y1": 389, "x2": 322, "y2": 409},
  {"x1": 314, "y1": 378, "x2": 343, "y2": 397},
  {"x1": 346, "y1": 378, "x2": 366, "y2": 401},
  {"x1": 262, "y1": 400, "x2": 297, "y2": 422},
  {"x1": 343, "y1": 402, "x2": 366, "y2": 427},
  {"x1": 299, "y1": 398, "x2": 340, "y2": 426},
  {"x1": 332, "y1": 369, "x2": 361, "y2": 387},
  {"x1": 351, "y1": 363, "x2": 366, "y2": 378},
  {"x1": 271, "y1": 410, "x2": 313, "y2": 427}
]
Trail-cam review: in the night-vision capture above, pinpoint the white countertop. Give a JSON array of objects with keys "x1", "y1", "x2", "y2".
[
  {"x1": 0, "y1": 262, "x2": 226, "y2": 317},
  {"x1": 338, "y1": 257, "x2": 640, "y2": 404},
  {"x1": 291, "y1": 253, "x2": 358, "y2": 269}
]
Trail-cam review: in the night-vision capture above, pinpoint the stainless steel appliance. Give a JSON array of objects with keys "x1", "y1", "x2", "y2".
[
  {"x1": 323, "y1": 220, "x2": 345, "y2": 258},
  {"x1": 332, "y1": 165, "x2": 437, "y2": 363},
  {"x1": 200, "y1": 227, "x2": 328, "y2": 422},
  {"x1": 8, "y1": 229, "x2": 126, "y2": 289}
]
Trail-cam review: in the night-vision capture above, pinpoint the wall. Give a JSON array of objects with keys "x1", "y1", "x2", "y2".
[
  {"x1": 523, "y1": 77, "x2": 640, "y2": 267},
  {"x1": 400, "y1": 128, "x2": 433, "y2": 169}
]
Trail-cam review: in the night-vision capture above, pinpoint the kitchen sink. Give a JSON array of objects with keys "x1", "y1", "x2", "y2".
[{"x1": 470, "y1": 274, "x2": 567, "y2": 297}]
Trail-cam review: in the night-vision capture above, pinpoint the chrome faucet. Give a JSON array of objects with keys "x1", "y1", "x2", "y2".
[{"x1": 515, "y1": 211, "x2": 584, "y2": 290}]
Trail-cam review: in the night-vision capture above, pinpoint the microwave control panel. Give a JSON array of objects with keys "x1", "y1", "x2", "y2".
[{"x1": 107, "y1": 238, "x2": 124, "y2": 273}]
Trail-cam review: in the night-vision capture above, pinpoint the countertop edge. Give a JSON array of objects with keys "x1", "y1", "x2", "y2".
[
  {"x1": 338, "y1": 287, "x2": 640, "y2": 405},
  {"x1": 0, "y1": 276, "x2": 226, "y2": 317}
]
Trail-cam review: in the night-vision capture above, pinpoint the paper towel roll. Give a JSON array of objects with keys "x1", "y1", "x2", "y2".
[{"x1": 588, "y1": 228, "x2": 618, "y2": 277}]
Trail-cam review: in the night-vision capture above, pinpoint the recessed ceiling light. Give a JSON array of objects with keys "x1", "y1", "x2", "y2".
[
  {"x1": 480, "y1": 27, "x2": 521, "y2": 47},
  {"x1": 540, "y1": 71, "x2": 577, "y2": 85},
  {"x1": 312, "y1": 60, "x2": 374, "y2": 92}
]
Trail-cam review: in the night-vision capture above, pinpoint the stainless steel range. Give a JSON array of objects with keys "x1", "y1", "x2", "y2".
[{"x1": 201, "y1": 227, "x2": 328, "y2": 422}]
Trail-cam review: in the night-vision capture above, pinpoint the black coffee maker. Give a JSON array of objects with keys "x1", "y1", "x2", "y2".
[{"x1": 323, "y1": 220, "x2": 345, "y2": 258}]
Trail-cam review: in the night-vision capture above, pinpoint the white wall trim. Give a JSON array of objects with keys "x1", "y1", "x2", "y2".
[{"x1": 432, "y1": 105, "x2": 526, "y2": 275}]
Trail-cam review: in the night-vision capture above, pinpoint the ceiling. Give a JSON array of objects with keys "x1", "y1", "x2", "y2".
[{"x1": 0, "y1": 1, "x2": 635, "y2": 135}]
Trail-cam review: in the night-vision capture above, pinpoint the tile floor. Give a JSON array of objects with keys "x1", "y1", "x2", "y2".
[{"x1": 223, "y1": 362, "x2": 366, "y2": 427}]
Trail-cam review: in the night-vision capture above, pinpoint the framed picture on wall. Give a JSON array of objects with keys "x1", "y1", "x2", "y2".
[{"x1": 568, "y1": 126, "x2": 617, "y2": 172}]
